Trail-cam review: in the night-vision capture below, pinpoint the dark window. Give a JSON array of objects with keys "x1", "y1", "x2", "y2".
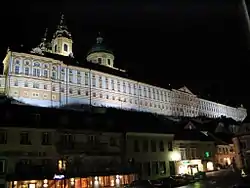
[
  {"x1": 0, "y1": 160, "x2": 6, "y2": 173},
  {"x1": 31, "y1": 113, "x2": 40, "y2": 122},
  {"x1": 110, "y1": 137, "x2": 116, "y2": 146},
  {"x1": 159, "y1": 141, "x2": 164, "y2": 152},
  {"x1": 98, "y1": 58, "x2": 102, "y2": 64},
  {"x1": 54, "y1": 45, "x2": 57, "y2": 52},
  {"x1": 107, "y1": 59, "x2": 111, "y2": 65},
  {"x1": 143, "y1": 162, "x2": 151, "y2": 176},
  {"x1": 152, "y1": 161, "x2": 159, "y2": 175},
  {"x1": 64, "y1": 44, "x2": 68, "y2": 52},
  {"x1": 20, "y1": 132, "x2": 31, "y2": 145},
  {"x1": 241, "y1": 141, "x2": 247, "y2": 149},
  {"x1": 88, "y1": 135, "x2": 96, "y2": 144},
  {"x1": 143, "y1": 140, "x2": 148, "y2": 152},
  {"x1": 0, "y1": 131, "x2": 7, "y2": 144},
  {"x1": 61, "y1": 134, "x2": 73, "y2": 144},
  {"x1": 134, "y1": 140, "x2": 140, "y2": 152},
  {"x1": 69, "y1": 88, "x2": 73, "y2": 94},
  {"x1": 168, "y1": 141, "x2": 173, "y2": 151},
  {"x1": 159, "y1": 161, "x2": 166, "y2": 175},
  {"x1": 42, "y1": 159, "x2": 50, "y2": 165},
  {"x1": 41, "y1": 132, "x2": 51, "y2": 145},
  {"x1": 151, "y1": 140, "x2": 156, "y2": 152}
]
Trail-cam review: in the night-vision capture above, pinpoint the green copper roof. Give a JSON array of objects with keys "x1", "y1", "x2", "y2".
[{"x1": 87, "y1": 35, "x2": 113, "y2": 55}]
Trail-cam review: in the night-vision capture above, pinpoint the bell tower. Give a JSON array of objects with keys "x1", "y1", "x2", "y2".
[{"x1": 51, "y1": 14, "x2": 73, "y2": 57}]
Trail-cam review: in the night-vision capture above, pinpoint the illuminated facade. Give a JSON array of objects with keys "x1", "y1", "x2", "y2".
[
  {"x1": 171, "y1": 138, "x2": 216, "y2": 175},
  {"x1": 0, "y1": 125, "x2": 124, "y2": 187},
  {"x1": 8, "y1": 174, "x2": 136, "y2": 188},
  {"x1": 215, "y1": 144, "x2": 235, "y2": 167},
  {"x1": 0, "y1": 14, "x2": 247, "y2": 122},
  {"x1": 125, "y1": 132, "x2": 174, "y2": 179}
]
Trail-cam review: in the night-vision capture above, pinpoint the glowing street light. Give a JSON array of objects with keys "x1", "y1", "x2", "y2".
[{"x1": 169, "y1": 151, "x2": 181, "y2": 161}]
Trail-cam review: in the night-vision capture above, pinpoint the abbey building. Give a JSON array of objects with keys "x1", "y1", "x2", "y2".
[{"x1": 0, "y1": 15, "x2": 247, "y2": 122}]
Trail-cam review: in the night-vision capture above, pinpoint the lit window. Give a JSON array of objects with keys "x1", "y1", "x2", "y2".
[
  {"x1": 14, "y1": 66, "x2": 19, "y2": 74},
  {"x1": 58, "y1": 160, "x2": 66, "y2": 171},
  {"x1": 44, "y1": 70, "x2": 48, "y2": 78},
  {"x1": 24, "y1": 67, "x2": 29, "y2": 75},
  {"x1": 52, "y1": 71, "x2": 57, "y2": 79}
]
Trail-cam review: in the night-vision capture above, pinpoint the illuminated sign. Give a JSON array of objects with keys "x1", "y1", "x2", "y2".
[
  {"x1": 53, "y1": 174, "x2": 65, "y2": 180},
  {"x1": 205, "y1": 152, "x2": 210, "y2": 158}
]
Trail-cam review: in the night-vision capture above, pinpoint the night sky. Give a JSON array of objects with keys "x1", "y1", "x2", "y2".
[{"x1": 1, "y1": 1, "x2": 250, "y2": 116}]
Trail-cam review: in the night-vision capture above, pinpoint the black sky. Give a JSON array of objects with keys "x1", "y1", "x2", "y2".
[{"x1": 1, "y1": 0, "x2": 250, "y2": 115}]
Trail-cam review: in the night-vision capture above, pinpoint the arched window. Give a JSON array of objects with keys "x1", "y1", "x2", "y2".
[
  {"x1": 54, "y1": 45, "x2": 57, "y2": 52},
  {"x1": 14, "y1": 65, "x2": 20, "y2": 74},
  {"x1": 52, "y1": 66, "x2": 57, "y2": 79},
  {"x1": 24, "y1": 67, "x2": 29, "y2": 75},
  {"x1": 43, "y1": 70, "x2": 48, "y2": 78},
  {"x1": 64, "y1": 44, "x2": 68, "y2": 52},
  {"x1": 33, "y1": 62, "x2": 41, "y2": 77}
]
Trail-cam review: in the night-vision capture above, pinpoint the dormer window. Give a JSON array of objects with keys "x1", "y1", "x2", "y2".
[
  {"x1": 98, "y1": 58, "x2": 102, "y2": 64},
  {"x1": 64, "y1": 44, "x2": 68, "y2": 52}
]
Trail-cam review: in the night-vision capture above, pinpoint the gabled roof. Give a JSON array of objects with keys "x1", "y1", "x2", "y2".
[
  {"x1": 177, "y1": 86, "x2": 195, "y2": 96},
  {"x1": 183, "y1": 121, "x2": 197, "y2": 130}
]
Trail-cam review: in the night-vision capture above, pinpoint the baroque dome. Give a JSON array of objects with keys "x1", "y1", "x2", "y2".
[{"x1": 87, "y1": 35, "x2": 113, "y2": 55}]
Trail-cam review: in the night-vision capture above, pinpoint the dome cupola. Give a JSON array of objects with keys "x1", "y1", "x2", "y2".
[{"x1": 86, "y1": 33, "x2": 115, "y2": 68}]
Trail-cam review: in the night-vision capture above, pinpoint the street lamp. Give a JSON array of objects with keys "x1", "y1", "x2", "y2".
[
  {"x1": 169, "y1": 151, "x2": 181, "y2": 162},
  {"x1": 169, "y1": 151, "x2": 181, "y2": 175}
]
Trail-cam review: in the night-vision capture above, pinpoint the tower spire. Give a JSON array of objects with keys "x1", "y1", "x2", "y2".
[
  {"x1": 31, "y1": 28, "x2": 50, "y2": 55},
  {"x1": 51, "y1": 13, "x2": 73, "y2": 56},
  {"x1": 53, "y1": 13, "x2": 71, "y2": 39},
  {"x1": 41, "y1": 28, "x2": 48, "y2": 43},
  {"x1": 96, "y1": 32, "x2": 103, "y2": 44},
  {"x1": 60, "y1": 13, "x2": 64, "y2": 25}
]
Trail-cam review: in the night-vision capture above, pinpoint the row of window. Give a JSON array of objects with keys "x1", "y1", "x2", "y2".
[
  {"x1": 12, "y1": 80, "x2": 235, "y2": 117},
  {"x1": 217, "y1": 146, "x2": 234, "y2": 154},
  {"x1": 13, "y1": 59, "x2": 239, "y2": 116},
  {"x1": 179, "y1": 148, "x2": 197, "y2": 160},
  {"x1": 135, "y1": 161, "x2": 167, "y2": 176},
  {"x1": 133, "y1": 139, "x2": 173, "y2": 153},
  {"x1": 0, "y1": 131, "x2": 119, "y2": 147}
]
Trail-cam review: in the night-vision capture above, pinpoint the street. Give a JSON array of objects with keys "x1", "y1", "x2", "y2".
[{"x1": 178, "y1": 169, "x2": 243, "y2": 188}]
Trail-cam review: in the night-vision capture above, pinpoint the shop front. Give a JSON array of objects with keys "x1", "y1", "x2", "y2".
[
  {"x1": 176, "y1": 160, "x2": 204, "y2": 175},
  {"x1": 175, "y1": 159, "x2": 214, "y2": 175},
  {"x1": 7, "y1": 173, "x2": 136, "y2": 188}
]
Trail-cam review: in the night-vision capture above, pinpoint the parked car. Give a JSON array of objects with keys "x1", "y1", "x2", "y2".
[
  {"x1": 158, "y1": 175, "x2": 188, "y2": 187},
  {"x1": 180, "y1": 174, "x2": 195, "y2": 183},
  {"x1": 157, "y1": 177, "x2": 174, "y2": 188},
  {"x1": 129, "y1": 180, "x2": 156, "y2": 188},
  {"x1": 171, "y1": 175, "x2": 189, "y2": 186}
]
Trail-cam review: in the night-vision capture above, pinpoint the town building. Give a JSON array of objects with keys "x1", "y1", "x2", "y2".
[
  {"x1": 0, "y1": 104, "x2": 137, "y2": 188},
  {"x1": 125, "y1": 132, "x2": 174, "y2": 180},
  {"x1": 170, "y1": 130, "x2": 216, "y2": 175},
  {"x1": 215, "y1": 143, "x2": 235, "y2": 168},
  {"x1": 0, "y1": 14, "x2": 247, "y2": 122}
]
